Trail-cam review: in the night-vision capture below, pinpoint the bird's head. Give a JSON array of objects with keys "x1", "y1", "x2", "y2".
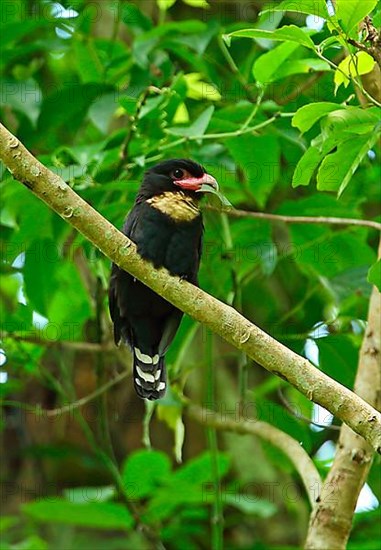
[{"x1": 138, "y1": 159, "x2": 218, "y2": 200}]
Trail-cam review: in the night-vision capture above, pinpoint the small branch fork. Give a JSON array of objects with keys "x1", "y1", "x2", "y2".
[{"x1": 348, "y1": 16, "x2": 381, "y2": 69}]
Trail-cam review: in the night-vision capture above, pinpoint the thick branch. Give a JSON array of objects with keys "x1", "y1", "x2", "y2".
[
  {"x1": 187, "y1": 404, "x2": 321, "y2": 508},
  {"x1": 305, "y1": 241, "x2": 381, "y2": 549},
  {"x1": 1, "y1": 122, "x2": 381, "y2": 453}
]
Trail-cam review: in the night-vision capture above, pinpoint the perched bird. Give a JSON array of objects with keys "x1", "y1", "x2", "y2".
[{"x1": 109, "y1": 159, "x2": 218, "y2": 400}]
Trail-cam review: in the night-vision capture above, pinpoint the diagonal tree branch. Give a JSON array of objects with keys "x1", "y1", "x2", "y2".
[
  {"x1": 1, "y1": 122, "x2": 381, "y2": 453},
  {"x1": 305, "y1": 239, "x2": 381, "y2": 549}
]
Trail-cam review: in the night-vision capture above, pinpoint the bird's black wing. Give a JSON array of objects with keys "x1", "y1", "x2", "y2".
[
  {"x1": 193, "y1": 220, "x2": 204, "y2": 285},
  {"x1": 157, "y1": 219, "x2": 203, "y2": 354},
  {"x1": 108, "y1": 205, "x2": 141, "y2": 345}
]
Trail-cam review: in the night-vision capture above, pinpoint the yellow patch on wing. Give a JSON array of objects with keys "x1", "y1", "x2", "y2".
[{"x1": 147, "y1": 192, "x2": 200, "y2": 222}]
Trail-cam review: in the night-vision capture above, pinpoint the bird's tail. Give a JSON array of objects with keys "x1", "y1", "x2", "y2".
[{"x1": 132, "y1": 347, "x2": 166, "y2": 400}]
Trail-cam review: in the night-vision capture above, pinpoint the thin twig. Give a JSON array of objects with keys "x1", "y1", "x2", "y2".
[
  {"x1": 277, "y1": 387, "x2": 341, "y2": 431},
  {"x1": 1, "y1": 371, "x2": 130, "y2": 418},
  {"x1": 0, "y1": 332, "x2": 115, "y2": 352},
  {"x1": 203, "y1": 205, "x2": 381, "y2": 231}
]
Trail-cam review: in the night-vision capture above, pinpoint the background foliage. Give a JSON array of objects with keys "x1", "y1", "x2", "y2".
[{"x1": 1, "y1": 0, "x2": 380, "y2": 548}]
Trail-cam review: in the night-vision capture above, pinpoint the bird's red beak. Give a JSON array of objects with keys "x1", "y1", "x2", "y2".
[{"x1": 174, "y1": 173, "x2": 218, "y2": 192}]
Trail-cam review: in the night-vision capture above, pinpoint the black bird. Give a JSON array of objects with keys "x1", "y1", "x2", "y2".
[{"x1": 109, "y1": 159, "x2": 218, "y2": 400}]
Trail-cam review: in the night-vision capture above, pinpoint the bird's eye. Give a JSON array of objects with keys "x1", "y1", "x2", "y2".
[{"x1": 172, "y1": 168, "x2": 184, "y2": 179}]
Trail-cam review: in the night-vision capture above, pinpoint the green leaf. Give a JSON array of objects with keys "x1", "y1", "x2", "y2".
[
  {"x1": 277, "y1": 193, "x2": 362, "y2": 219},
  {"x1": 316, "y1": 335, "x2": 359, "y2": 388},
  {"x1": 317, "y1": 132, "x2": 379, "y2": 196},
  {"x1": 142, "y1": 452, "x2": 229, "y2": 523},
  {"x1": 22, "y1": 500, "x2": 133, "y2": 530},
  {"x1": 183, "y1": 73, "x2": 221, "y2": 101},
  {"x1": 271, "y1": 57, "x2": 330, "y2": 80},
  {"x1": 260, "y1": 0, "x2": 329, "y2": 19},
  {"x1": 351, "y1": 510, "x2": 381, "y2": 548},
  {"x1": 2, "y1": 184, "x2": 53, "y2": 246},
  {"x1": 289, "y1": 228, "x2": 375, "y2": 279},
  {"x1": 0, "y1": 19, "x2": 53, "y2": 46},
  {"x1": 292, "y1": 102, "x2": 344, "y2": 133},
  {"x1": 173, "y1": 102, "x2": 189, "y2": 124},
  {"x1": 373, "y1": 9, "x2": 381, "y2": 28},
  {"x1": 368, "y1": 259, "x2": 381, "y2": 291},
  {"x1": 88, "y1": 93, "x2": 118, "y2": 134},
  {"x1": 73, "y1": 38, "x2": 103, "y2": 84},
  {"x1": 322, "y1": 107, "x2": 380, "y2": 137},
  {"x1": 138, "y1": 95, "x2": 165, "y2": 118},
  {"x1": 201, "y1": 186, "x2": 233, "y2": 208},
  {"x1": 183, "y1": 0, "x2": 210, "y2": 7},
  {"x1": 367, "y1": 460, "x2": 381, "y2": 501},
  {"x1": 173, "y1": 451, "x2": 230, "y2": 484},
  {"x1": 226, "y1": 135, "x2": 280, "y2": 208},
  {"x1": 336, "y1": 0, "x2": 378, "y2": 33},
  {"x1": 334, "y1": 52, "x2": 376, "y2": 92},
  {"x1": 166, "y1": 105, "x2": 214, "y2": 137},
  {"x1": 157, "y1": 0, "x2": 177, "y2": 9},
  {"x1": 63, "y1": 486, "x2": 116, "y2": 504},
  {"x1": 47, "y1": 261, "x2": 92, "y2": 336},
  {"x1": 119, "y1": 95, "x2": 138, "y2": 116},
  {"x1": 222, "y1": 494, "x2": 276, "y2": 517},
  {"x1": 0, "y1": 516, "x2": 18, "y2": 533},
  {"x1": 292, "y1": 145, "x2": 325, "y2": 187},
  {"x1": 228, "y1": 25, "x2": 316, "y2": 50},
  {"x1": 38, "y1": 83, "x2": 114, "y2": 146},
  {"x1": 253, "y1": 41, "x2": 300, "y2": 83},
  {"x1": 255, "y1": 398, "x2": 312, "y2": 450},
  {"x1": 121, "y1": 2, "x2": 153, "y2": 31},
  {"x1": 122, "y1": 450, "x2": 172, "y2": 498},
  {"x1": 23, "y1": 239, "x2": 58, "y2": 316},
  {"x1": 136, "y1": 20, "x2": 206, "y2": 41},
  {"x1": 157, "y1": 404, "x2": 185, "y2": 462},
  {"x1": 0, "y1": 274, "x2": 21, "y2": 313},
  {"x1": 0, "y1": 78, "x2": 41, "y2": 126},
  {"x1": 11, "y1": 535, "x2": 48, "y2": 550},
  {"x1": 329, "y1": 266, "x2": 373, "y2": 303}
]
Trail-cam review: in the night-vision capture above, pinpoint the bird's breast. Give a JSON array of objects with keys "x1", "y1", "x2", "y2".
[{"x1": 147, "y1": 191, "x2": 200, "y2": 223}]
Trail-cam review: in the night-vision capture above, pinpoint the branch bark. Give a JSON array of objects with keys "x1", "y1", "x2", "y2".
[
  {"x1": 304, "y1": 240, "x2": 381, "y2": 549},
  {"x1": 1, "y1": 122, "x2": 381, "y2": 453}
]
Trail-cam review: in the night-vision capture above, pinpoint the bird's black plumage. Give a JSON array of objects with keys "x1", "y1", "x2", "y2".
[{"x1": 109, "y1": 159, "x2": 218, "y2": 400}]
